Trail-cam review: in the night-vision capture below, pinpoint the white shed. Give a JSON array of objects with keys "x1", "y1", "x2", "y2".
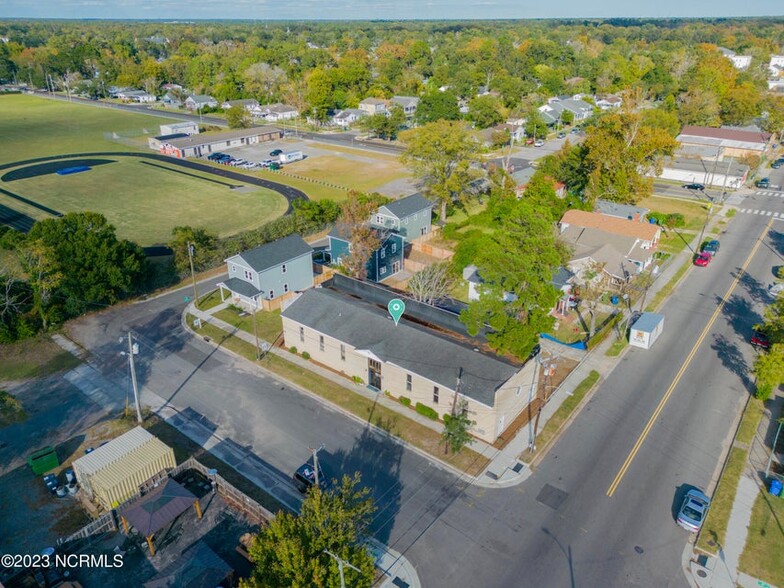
[{"x1": 629, "y1": 312, "x2": 665, "y2": 350}]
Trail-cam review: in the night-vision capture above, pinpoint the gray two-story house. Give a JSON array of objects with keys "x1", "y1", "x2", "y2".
[
  {"x1": 217, "y1": 234, "x2": 313, "y2": 310},
  {"x1": 369, "y1": 193, "x2": 433, "y2": 239}
]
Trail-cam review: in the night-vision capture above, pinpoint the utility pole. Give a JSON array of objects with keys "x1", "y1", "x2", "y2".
[
  {"x1": 765, "y1": 418, "x2": 783, "y2": 479},
  {"x1": 127, "y1": 332, "x2": 143, "y2": 423},
  {"x1": 252, "y1": 300, "x2": 261, "y2": 360},
  {"x1": 187, "y1": 242, "x2": 199, "y2": 306},
  {"x1": 310, "y1": 443, "x2": 326, "y2": 488},
  {"x1": 324, "y1": 550, "x2": 361, "y2": 588},
  {"x1": 698, "y1": 192, "x2": 713, "y2": 248},
  {"x1": 528, "y1": 355, "x2": 540, "y2": 451},
  {"x1": 445, "y1": 367, "x2": 463, "y2": 455}
]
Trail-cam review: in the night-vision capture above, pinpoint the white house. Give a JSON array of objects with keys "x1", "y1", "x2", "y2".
[
  {"x1": 332, "y1": 108, "x2": 366, "y2": 127},
  {"x1": 159, "y1": 121, "x2": 199, "y2": 136},
  {"x1": 539, "y1": 97, "x2": 594, "y2": 123},
  {"x1": 769, "y1": 55, "x2": 784, "y2": 77},
  {"x1": 221, "y1": 98, "x2": 260, "y2": 112},
  {"x1": 719, "y1": 47, "x2": 752, "y2": 70},
  {"x1": 358, "y1": 97, "x2": 388, "y2": 116},
  {"x1": 116, "y1": 89, "x2": 156, "y2": 103},
  {"x1": 390, "y1": 96, "x2": 420, "y2": 118},
  {"x1": 595, "y1": 95, "x2": 622, "y2": 110},
  {"x1": 257, "y1": 103, "x2": 299, "y2": 122},
  {"x1": 185, "y1": 95, "x2": 218, "y2": 111}
]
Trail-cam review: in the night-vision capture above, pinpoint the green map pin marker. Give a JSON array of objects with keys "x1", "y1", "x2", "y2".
[{"x1": 388, "y1": 298, "x2": 405, "y2": 326}]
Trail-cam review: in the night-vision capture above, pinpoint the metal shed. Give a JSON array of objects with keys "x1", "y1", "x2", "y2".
[
  {"x1": 629, "y1": 312, "x2": 665, "y2": 350},
  {"x1": 72, "y1": 427, "x2": 176, "y2": 510}
]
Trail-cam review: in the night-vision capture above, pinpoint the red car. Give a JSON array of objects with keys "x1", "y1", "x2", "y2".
[
  {"x1": 693, "y1": 252, "x2": 712, "y2": 267},
  {"x1": 751, "y1": 331, "x2": 771, "y2": 349}
]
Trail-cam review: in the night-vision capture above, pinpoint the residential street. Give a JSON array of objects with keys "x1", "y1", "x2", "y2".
[{"x1": 63, "y1": 187, "x2": 783, "y2": 587}]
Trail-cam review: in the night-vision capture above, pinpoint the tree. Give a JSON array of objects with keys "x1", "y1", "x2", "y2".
[
  {"x1": 753, "y1": 345, "x2": 784, "y2": 401},
  {"x1": 0, "y1": 267, "x2": 32, "y2": 343},
  {"x1": 18, "y1": 240, "x2": 62, "y2": 332},
  {"x1": 305, "y1": 67, "x2": 334, "y2": 122},
  {"x1": 407, "y1": 262, "x2": 455, "y2": 306},
  {"x1": 401, "y1": 120, "x2": 481, "y2": 222},
  {"x1": 27, "y1": 212, "x2": 147, "y2": 317},
  {"x1": 243, "y1": 473, "x2": 376, "y2": 588},
  {"x1": 524, "y1": 108, "x2": 548, "y2": 140},
  {"x1": 335, "y1": 192, "x2": 382, "y2": 280},
  {"x1": 443, "y1": 399, "x2": 475, "y2": 454},
  {"x1": 360, "y1": 105, "x2": 406, "y2": 140},
  {"x1": 226, "y1": 104, "x2": 251, "y2": 129},
  {"x1": 244, "y1": 62, "x2": 287, "y2": 102},
  {"x1": 415, "y1": 90, "x2": 461, "y2": 124},
  {"x1": 467, "y1": 94, "x2": 505, "y2": 129},
  {"x1": 677, "y1": 89, "x2": 721, "y2": 127},
  {"x1": 459, "y1": 197, "x2": 566, "y2": 358},
  {"x1": 582, "y1": 110, "x2": 678, "y2": 204},
  {"x1": 169, "y1": 226, "x2": 218, "y2": 275},
  {"x1": 720, "y1": 82, "x2": 761, "y2": 126}
]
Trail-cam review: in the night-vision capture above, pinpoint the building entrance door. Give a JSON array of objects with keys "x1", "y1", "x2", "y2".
[{"x1": 368, "y1": 359, "x2": 382, "y2": 390}]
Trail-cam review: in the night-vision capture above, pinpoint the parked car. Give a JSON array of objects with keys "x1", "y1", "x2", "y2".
[
  {"x1": 676, "y1": 489, "x2": 710, "y2": 533},
  {"x1": 557, "y1": 132, "x2": 566, "y2": 138},
  {"x1": 751, "y1": 331, "x2": 771, "y2": 349},
  {"x1": 770, "y1": 158, "x2": 784, "y2": 169},
  {"x1": 292, "y1": 456, "x2": 330, "y2": 494},
  {"x1": 534, "y1": 140, "x2": 545, "y2": 147},
  {"x1": 682, "y1": 183, "x2": 705, "y2": 191},
  {"x1": 270, "y1": 149, "x2": 283, "y2": 156},
  {"x1": 702, "y1": 240, "x2": 720, "y2": 256},
  {"x1": 756, "y1": 177, "x2": 770, "y2": 189},
  {"x1": 769, "y1": 282, "x2": 784, "y2": 297},
  {"x1": 693, "y1": 252, "x2": 712, "y2": 267},
  {"x1": 207, "y1": 153, "x2": 224, "y2": 161},
  {"x1": 525, "y1": 138, "x2": 534, "y2": 145},
  {"x1": 268, "y1": 162, "x2": 281, "y2": 170}
]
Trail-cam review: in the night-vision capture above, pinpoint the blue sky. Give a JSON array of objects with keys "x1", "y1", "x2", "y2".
[{"x1": 0, "y1": 0, "x2": 781, "y2": 20}]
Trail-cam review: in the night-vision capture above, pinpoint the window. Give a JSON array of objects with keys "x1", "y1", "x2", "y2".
[
  {"x1": 340, "y1": 344, "x2": 346, "y2": 361},
  {"x1": 433, "y1": 386, "x2": 439, "y2": 404},
  {"x1": 376, "y1": 214, "x2": 383, "y2": 224},
  {"x1": 269, "y1": 289, "x2": 274, "y2": 299},
  {"x1": 406, "y1": 374, "x2": 412, "y2": 392},
  {"x1": 231, "y1": 264, "x2": 236, "y2": 272},
  {"x1": 282, "y1": 264, "x2": 287, "y2": 274},
  {"x1": 380, "y1": 267, "x2": 387, "y2": 276},
  {"x1": 380, "y1": 248, "x2": 385, "y2": 259},
  {"x1": 299, "y1": 326, "x2": 304, "y2": 343},
  {"x1": 244, "y1": 269, "x2": 253, "y2": 281},
  {"x1": 391, "y1": 242, "x2": 397, "y2": 253},
  {"x1": 283, "y1": 283, "x2": 289, "y2": 293},
  {"x1": 319, "y1": 335, "x2": 324, "y2": 352}
]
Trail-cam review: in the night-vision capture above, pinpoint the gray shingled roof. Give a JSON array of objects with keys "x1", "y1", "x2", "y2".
[
  {"x1": 595, "y1": 200, "x2": 649, "y2": 221},
  {"x1": 121, "y1": 479, "x2": 196, "y2": 537},
  {"x1": 219, "y1": 277, "x2": 261, "y2": 298},
  {"x1": 380, "y1": 193, "x2": 434, "y2": 220},
  {"x1": 144, "y1": 541, "x2": 231, "y2": 588},
  {"x1": 282, "y1": 288, "x2": 519, "y2": 406},
  {"x1": 231, "y1": 234, "x2": 312, "y2": 273}
]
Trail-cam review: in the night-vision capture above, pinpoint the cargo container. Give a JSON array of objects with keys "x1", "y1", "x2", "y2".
[
  {"x1": 279, "y1": 150, "x2": 304, "y2": 164},
  {"x1": 629, "y1": 312, "x2": 665, "y2": 350},
  {"x1": 72, "y1": 427, "x2": 175, "y2": 510}
]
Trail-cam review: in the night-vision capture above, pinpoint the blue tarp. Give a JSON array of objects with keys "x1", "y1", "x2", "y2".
[
  {"x1": 56, "y1": 166, "x2": 91, "y2": 175},
  {"x1": 541, "y1": 333, "x2": 587, "y2": 350}
]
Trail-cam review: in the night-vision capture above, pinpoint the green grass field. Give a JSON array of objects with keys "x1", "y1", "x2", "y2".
[{"x1": 0, "y1": 95, "x2": 288, "y2": 245}]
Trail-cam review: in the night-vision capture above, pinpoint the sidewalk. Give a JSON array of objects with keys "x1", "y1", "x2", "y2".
[{"x1": 688, "y1": 393, "x2": 783, "y2": 588}]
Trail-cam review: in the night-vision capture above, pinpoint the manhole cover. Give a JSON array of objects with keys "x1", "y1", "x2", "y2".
[
  {"x1": 512, "y1": 462, "x2": 524, "y2": 473},
  {"x1": 697, "y1": 570, "x2": 707, "y2": 578},
  {"x1": 634, "y1": 546, "x2": 644, "y2": 554},
  {"x1": 536, "y1": 483, "x2": 569, "y2": 510}
]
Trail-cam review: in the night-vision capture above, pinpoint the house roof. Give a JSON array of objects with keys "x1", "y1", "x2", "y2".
[
  {"x1": 186, "y1": 94, "x2": 215, "y2": 103},
  {"x1": 391, "y1": 95, "x2": 420, "y2": 107},
  {"x1": 282, "y1": 288, "x2": 520, "y2": 406},
  {"x1": 72, "y1": 427, "x2": 160, "y2": 476},
  {"x1": 333, "y1": 108, "x2": 365, "y2": 120},
  {"x1": 379, "y1": 193, "x2": 434, "y2": 220},
  {"x1": 559, "y1": 225, "x2": 643, "y2": 280},
  {"x1": 678, "y1": 125, "x2": 772, "y2": 147},
  {"x1": 228, "y1": 234, "x2": 312, "y2": 273},
  {"x1": 144, "y1": 541, "x2": 232, "y2": 588},
  {"x1": 154, "y1": 133, "x2": 189, "y2": 142},
  {"x1": 511, "y1": 167, "x2": 536, "y2": 186},
  {"x1": 551, "y1": 266, "x2": 575, "y2": 289},
  {"x1": 165, "y1": 126, "x2": 282, "y2": 149},
  {"x1": 560, "y1": 209, "x2": 660, "y2": 241},
  {"x1": 262, "y1": 103, "x2": 298, "y2": 113},
  {"x1": 218, "y1": 277, "x2": 262, "y2": 299},
  {"x1": 162, "y1": 121, "x2": 197, "y2": 130},
  {"x1": 223, "y1": 98, "x2": 258, "y2": 107},
  {"x1": 360, "y1": 97, "x2": 387, "y2": 105},
  {"x1": 121, "y1": 478, "x2": 196, "y2": 537},
  {"x1": 595, "y1": 200, "x2": 649, "y2": 221}
]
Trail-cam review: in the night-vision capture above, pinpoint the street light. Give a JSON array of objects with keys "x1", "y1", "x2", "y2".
[{"x1": 323, "y1": 550, "x2": 361, "y2": 588}]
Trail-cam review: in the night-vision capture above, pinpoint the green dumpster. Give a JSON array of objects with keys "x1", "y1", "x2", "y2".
[{"x1": 27, "y1": 446, "x2": 59, "y2": 475}]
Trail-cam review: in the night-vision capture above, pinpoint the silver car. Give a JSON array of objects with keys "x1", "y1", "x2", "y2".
[{"x1": 677, "y1": 489, "x2": 710, "y2": 532}]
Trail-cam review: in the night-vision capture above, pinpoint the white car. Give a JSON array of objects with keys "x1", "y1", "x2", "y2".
[
  {"x1": 770, "y1": 282, "x2": 784, "y2": 297},
  {"x1": 534, "y1": 140, "x2": 545, "y2": 147}
]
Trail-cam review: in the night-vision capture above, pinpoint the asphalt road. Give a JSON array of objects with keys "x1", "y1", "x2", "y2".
[{"x1": 64, "y1": 187, "x2": 781, "y2": 588}]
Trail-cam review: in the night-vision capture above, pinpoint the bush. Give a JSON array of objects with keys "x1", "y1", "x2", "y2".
[
  {"x1": 443, "y1": 413, "x2": 452, "y2": 425},
  {"x1": 399, "y1": 396, "x2": 411, "y2": 407},
  {"x1": 351, "y1": 375, "x2": 364, "y2": 384},
  {"x1": 301, "y1": 351, "x2": 310, "y2": 360},
  {"x1": 415, "y1": 402, "x2": 439, "y2": 420},
  {"x1": 755, "y1": 382, "x2": 773, "y2": 401},
  {"x1": 289, "y1": 346, "x2": 297, "y2": 354},
  {"x1": 586, "y1": 312, "x2": 623, "y2": 350},
  {"x1": 648, "y1": 211, "x2": 685, "y2": 229}
]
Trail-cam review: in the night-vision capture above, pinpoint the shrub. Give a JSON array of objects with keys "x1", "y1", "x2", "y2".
[
  {"x1": 351, "y1": 375, "x2": 364, "y2": 384},
  {"x1": 289, "y1": 346, "x2": 297, "y2": 354},
  {"x1": 755, "y1": 382, "x2": 773, "y2": 401},
  {"x1": 301, "y1": 351, "x2": 310, "y2": 360},
  {"x1": 443, "y1": 413, "x2": 453, "y2": 425},
  {"x1": 415, "y1": 402, "x2": 439, "y2": 420},
  {"x1": 399, "y1": 396, "x2": 411, "y2": 406}
]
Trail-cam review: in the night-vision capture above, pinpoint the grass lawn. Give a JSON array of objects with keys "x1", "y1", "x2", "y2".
[
  {"x1": 638, "y1": 195, "x2": 712, "y2": 232},
  {"x1": 4, "y1": 158, "x2": 288, "y2": 246},
  {"x1": 256, "y1": 168, "x2": 349, "y2": 201},
  {"x1": 0, "y1": 94, "x2": 180, "y2": 163},
  {"x1": 696, "y1": 447, "x2": 747, "y2": 554},
  {"x1": 188, "y1": 314, "x2": 490, "y2": 475},
  {"x1": 214, "y1": 307, "x2": 284, "y2": 343},
  {"x1": 521, "y1": 370, "x2": 600, "y2": 463},
  {"x1": 739, "y1": 489, "x2": 784, "y2": 586},
  {"x1": 606, "y1": 337, "x2": 628, "y2": 357},
  {"x1": 285, "y1": 154, "x2": 410, "y2": 194},
  {"x1": 736, "y1": 398, "x2": 764, "y2": 446},
  {"x1": 196, "y1": 289, "x2": 224, "y2": 311},
  {"x1": 0, "y1": 335, "x2": 81, "y2": 383}
]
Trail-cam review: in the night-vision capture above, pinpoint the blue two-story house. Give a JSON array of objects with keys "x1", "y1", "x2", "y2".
[
  {"x1": 369, "y1": 193, "x2": 434, "y2": 239},
  {"x1": 328, "y1": 226, "x2": 405, "y2": 283},
  {"x1": 217, "y1": 234, "x2": 313, "y2": 310}
]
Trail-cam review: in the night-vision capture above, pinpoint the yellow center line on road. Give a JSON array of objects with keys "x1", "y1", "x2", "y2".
[{"x1": 606, "y1": 218, "x2": 773, "y2": 498}]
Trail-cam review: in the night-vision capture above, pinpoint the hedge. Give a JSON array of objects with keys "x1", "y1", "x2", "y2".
[
  {"x1": 399, "y1": 396, "x2": 411, "y2": 407},
  {"x1": 415, "y1": 402, "x2": 439, "y2": 420}
]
